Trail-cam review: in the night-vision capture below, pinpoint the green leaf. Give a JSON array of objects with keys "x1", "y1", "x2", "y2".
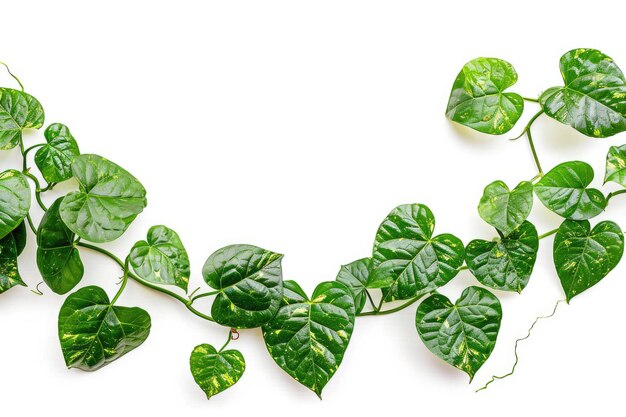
[
  {"x1": 129, "y1": 225, "x2": 190, "y2": 291},
  {"x1": 190, "y1": 344, "x2": 245, "y2": 399},
  {"x1": 202, "y1": 244, "x2": 283, "y2": 328},
  {"x1": 534, "y1": 161, "x2": 606, "y2": 220},
  {"x1": 540, "y1": 48, "x2": 626, "y2": 138},
  {"x1": 0, "y1": 226, "x2": 26, "y2": 294},
  {"x1": 446, "y1": 57, "x2": 524, "y2": 135},
  {"x1": 34, "y1": 123, "x2": 80, "y2": 183},
  {"x1": 60, "y1": 154, "x2": 147, "y2": 243},
  {"x1": 58, "y1": 286, "x2": 151, "y2": 371},
  {"x1": 554, "y1": 219, "x2": 624, "y2": 302},
  {"x1": 604, "y1": 144, "x2": 626, "y2": 186},
  {"x1": 335, "y1": 257, "x2": 371, "y2": 314},
  {"x1": 0, "y1": 88, "x2": 45, "y2": 150},
  {"x1": 415, "y1": 286, "x2": 502, "y2": 381},
  {"x1": 369, "y1": 204, "x2": 465, "y2": 301},
  {"x1": 465, "y1": 221, "x2": 538, "y2": 293},
  {"x1": 37, "y1": 197, "x2": 84, "y2": 294},
  {"x1": 0, "y1": 169, "x2": 31, "y2": 239},
  {"x1": 262, "y1": 281, "x2": 355, "y2": 398},
  {"x1": 478, "y1": 180, "x2": 533, "y2": 236},
  {"x1": 11, "y1": 221, "x2": 26, "y2": 256}
]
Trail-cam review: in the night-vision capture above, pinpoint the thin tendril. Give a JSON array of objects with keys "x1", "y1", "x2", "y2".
[
  {"x1": 0, "y1": 61, "x2": 24, "y2": 91},
  {"x1": 30, "y1": 282, "x2": 44, "y2": 296}
]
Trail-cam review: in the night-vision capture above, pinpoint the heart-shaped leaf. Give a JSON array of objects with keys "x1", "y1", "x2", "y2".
[
  {"x1": 34, "y1": 123, "x2": 80, "y2": 183},
  {"x1": 540, "y1": 48, "x2": 626, "y2": 138},
  {"x1": 190, "y1": 344, "x2": 245, "y2": 399},
  {"x1": 37, "y1": 197, "x2": 84, "y2": 294},
  {"x1": 415, "y1": 286, "x2": 502, "y2": 381},
  {"x1": 335, "y1": 257, "x2": 371, "y2": 314},
  {"x1": 466, "y1": 221, "x2": 538, "y2": 293},
  {"x1": 129, "y1": 225, "x2": 190, "y2": 291},
  {"x1": 554, "y1": 219, "x2": 624, "y2": 302},
  {"x1": 202, "y1": 244, "x2": 283, "y2": 328},
  {"x1": 60, "y1": 154, "x2": 147, "y2": 243},
  {"x1": 446, "y1": 57, "x2": 524, "y2": 135},
  {"x1": 0, "y1": 88, "x2": 45, "y2": 150},
  {"x1": 0, "y1": 169, "x2": 31, "y2": 239},
  {"x1": 604, "y1": 144, "x2": 626, "y2": 186},
  {"x1": 262, "y1": 281, "x2": 355, "y2": 398},
  {"x1": 478, "y1": 180, "x2": 533, "y2": 236},
  {"x1": 534, "y1": 161, "x2": 606, "y2": 220},
  {"x1": 369, "y1": 204, "x2": 465, "y2": 301},
  {"x1": 0, "y1": 226, "x2": 26, "y2": 294},
  {"x1": 58, "y1": 286, "x2": 151, "y2": 371}
]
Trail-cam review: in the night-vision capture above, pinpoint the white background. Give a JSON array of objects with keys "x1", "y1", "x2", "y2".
[{"x1": 0, "y1": 1, "x2": 624, "y2": 415}]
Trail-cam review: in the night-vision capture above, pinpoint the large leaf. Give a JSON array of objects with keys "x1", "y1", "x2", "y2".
[
  {"x1": 129, "y1": 225, "x2": 190, "y2": 291},
  {"x1": 0, "y1": 88, "x2": 45, "y2": 150},
  {"x1": 0, "y1": 226, "x2": 26, "y2": 294},
  {"x1": 335, "y1": 257, "x2": 371, "y2": 314},
  {"x1": 465, "y1": 221, "x2": 538, "y2": 293},
  {"x1": 190, "y1": 344, "x2": 245, "y2": 399},
  {"x1": 478, "y1": 180, "x2": 533, "y2": 236},
  {"x1": 369, "y1": 204, "x2": 464, "y2": 301},
  {"x1": 262, "y1": 281, "x2": 355, "y2": 398},
  {"x1": 446, "y1": 57, "x2": 524, "y2": 134},
  {"x1": 553, "y1": 219, "x2": 624, "y2": 302},
  {"x1": 60, "y1": 154, "x2": 147, "y2": 243},
  {"x1": 37, "y1": 197, "x2": 84, "y2": 294},
  {"x1": 58, "y1": 286, "x2": 151, "y2": 371},
  {"x1": 0, "y1": 169, "x2": 31, "y2": 239},
  {"x1": 540, "y1": 48, "x2": 626, "y2": 138},
  {"x1": 34, "y1": 123, "x2": 80, "y2": 183},
  {"x1": 604, "y1": 144, "x2": 626, "y2": 186},
  {"x1": 415, "y1": 286, "x2": 502, "y2": 381},
  {"x1": 202, "y1": 244, "x2": 283, "y2": 328},
  {"x1": 11, "y1": 221, "x2": 26, "y2": 256},
  {"x1": 534, "y1": 161, "x2": 606, "y2": 220}
]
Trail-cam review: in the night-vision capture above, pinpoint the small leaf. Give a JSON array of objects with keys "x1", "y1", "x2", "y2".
[
  {"x1": 202, "y1": 244, "x2": 283, "y2": 328},
  {"x1": 554, "y1": 219, "x2": 624, "y2": 302},
  {"x1": 446, "y1": 57, "x2": 524, "y2": 134},
  {"x1": 540, "y1": 48, "x2": 626, "y2": 138},
  {"x1": 0, "y1": 169, "x2": 31, "y2": 239},
  {"x1": 604, "y1": 144, "x2": 626, "y2": 186},
  {"x1": 0, "y1": 88, "x2": 45, "y2": 150},
  {"x1": 60, "y1": 154, "x2": 147, "y2": 243},
  {"x1": 262, "y1": 281, "x2": 355, "y2": 398},
  {"x1": 190, "y1": 344, "x2": 245, "y2": 399},
  {"x1": 335, "y1": 257, "x2": 371, "y2": 314},
  {"x1": 34, "y1": 123, "x2": 80, "y2": 183},
  {"x1": 58, "y1": 286, "x2": 151, "y2": 371},
  {"x1": 37, "y1": 197, "x2": 84, "y2": 294},
  {"x1": 129, "y1": 225, "x2": 190, "y2": 291},
  {"x1": 0, "y1": 227, "x2": 26, "y2": 294},
  {"x1": 534, "y1": 161, "x2": 606, "y2": 220},
  {"x1": 465, "y1": 221, "x2": 538, "y2": 292},
  {"x1": 369, "y1": 204, "x2": 464, "y2": 301},
  {"x1": 415, "y1": 286, "x2": 502, "y2": 381},
  {"x1": 478, "y1": 180, "x2": 533, "y2": 236}
]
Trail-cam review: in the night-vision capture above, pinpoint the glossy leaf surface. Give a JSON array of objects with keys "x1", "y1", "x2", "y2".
[
  {"x1": 34, "y1": 123, "x2": 80, "y2": 183},
  {"x1": 0, "y1": 169, "x2": 31, "y2": 239},
  {"x1": 190, "y1": 344, "x2": 245, "y2": 399},
  {"x1": 478, "y1": 180, "x2": 533, "y2": 236},
  {"x1": 0, "y1": 88, "x2": 45, "y2": 149},
  {"x1": 335, "y1": 257, "x2": 371, "y2": 314},
  {"x1": 0, "y1": 227, "x2": 26, "y2": 294},
  {"x1": 604, "y1": 144, "x2": 626, "y2": 186},
  {"x1": 11, "y1": 221, "x2": 26, "y2": 256}
]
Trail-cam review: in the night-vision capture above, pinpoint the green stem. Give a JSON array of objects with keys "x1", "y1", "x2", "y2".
[
  {"x1": 25, "y1": 213, "x2": 37, "y2": 234},
  {"x1": 190, "y1": 290, "x2": 220, "y2": 303},
  {"x1": 525, "y1": 128, "x2": 543, "y2": 176},
  {"x1": 111, "y1": 257, "x2": 130, "y2": 304},
  {"x1": 22, "y1": 171, "x2": 48, "y2": 211},
  {"x1": 364, "y1": 289, "x2": 377, "y2": 311},
  {"x1": 359, "y1": 290, "x2": 431, "y2": 317},
  {"x1": 22, "y1": 143, "x2": 45, "y2": 172},
  {"x1": 538, "y1": 228, "x2": 558, "y2": 240},
  {"x1": 607, "y1": 189, "x2": 626, "y2": 203},
  {"x1": 219, "y1": 330, "x2": 234, "y2": 352},
  {"x1": 0, "y1": 61, "x2": 24, "y2": 91},
  {"x1": 522, "y1": 96, "x2": 539, "y2": 103}
]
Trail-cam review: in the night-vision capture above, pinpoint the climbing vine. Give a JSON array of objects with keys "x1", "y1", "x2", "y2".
[{"x1": 0, "y1": 47, "x2": 625, "y2": 399}]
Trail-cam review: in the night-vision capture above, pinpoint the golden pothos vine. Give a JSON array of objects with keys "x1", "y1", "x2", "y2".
[{"x1": 0, "y1": 47, "x2": 625, "y2": 399}]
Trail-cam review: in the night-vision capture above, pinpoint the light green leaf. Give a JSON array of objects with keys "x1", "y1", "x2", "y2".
[
  {"x1": 478, "y1": 180, "x2": 533, "y2": 236},
  {"x1": 190, "y1": 344, "x2": 245, "y2": 399},
  {"x1": 604, "y1": 144, "x2": 626, "y2": 186},
  {"x1": 34, "y1": 123, "x2": 80, "y2": 183},
  {"x1": 262, "y1": 281, "x2": 355, "y2": 398},
  {"x1": 0, "y1": 88, "x2": 45, "y2": 150},
  {"x1": 553, "y1": 219, "x2": 624, "y2": 302},
  {"x1": 0, "y1": 226, "x2": 26, "y2": 294},
  {"x1": 202, "y1": 244, "x2": 283, "y2": 329},
  {"x1": 415, "y1": 286, "x2": 502, "y2": 381},
  {"x1": 60, "y1": 154, "x2": 147, "y2": 243},
  {"x1": 0, "y1": 169, "x2": 31, "y2": 239},
  {"x1": 336, "y1": 257, "x2": 371, "y2": 314}
]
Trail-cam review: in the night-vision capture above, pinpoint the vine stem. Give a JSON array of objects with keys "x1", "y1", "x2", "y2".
[
  {"x1": 0, "y1": 61, "x2": 24, "y2": 91},
  {"x1": 522, "y1": 96, "x2": 539, "y2": 103},
  {"x1": 509, "y1": 109, "x2": 545, "y2": 176},
  {"x1": 111, "y1": 257, "x2": 130, "y2": 304},
  {"x1": 538, "y1": 228, "x2": 558, "y2": 240},
  {"x1": 607, "y1": 189, "x2": 626, "y2": 202}
]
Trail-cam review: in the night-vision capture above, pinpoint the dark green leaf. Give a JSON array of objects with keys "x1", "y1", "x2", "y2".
[
  {"x1": 262, "y1": 281, "x2": 355, "y2": 398},
  {"x1": 335, "y1": 257, "x2": 371, "y2": 314},
  {"x1": 190, "y1": 344, "x2": 245, "y2": 399},
  {"x1": 11, "y1": 221, "x2": 26, "y2": 256},
  {"x1": 37, "y1": 197, "x2": 84, "y2": 294},
  {"x1": 0, "y1": 88, "x2": 45, "y2": 150},
  {"x1": 369, "y1": 204, "x2": 464, "y2": 301},
  {"x1": 604, "y1": 144, "x2": 626, "y2": 186},
  {"x1": 203, "y1": 244, "x2": 283, "y2": 328},
  {"x1": 34, "y1": 123, "x2": 80, "y2": 183},
  {"x1": 58, "y1": 286, "x2": 151, "y2": 371},
  {"x1": 0, "y1": 227, "x2": 26, "y2": 294},
  {"x1": 415, "y1": 286, "x2": 502, "y2": 381},
  {"x1": 129, "y1": 225, "x2": 190, "y2": 291},
  {"x1": 540, "y1": 48, "x2": 626, "y2": 138},
  {"x1": 466, "y1": 221, "x2": 538, "y2": 292},
  {"x1": 478, "y1": 180, "x2": 533, "y2": 236},
  {"x1": 446, "y1": 57, "x2": 524, "y2": 134},
  {"x1": 0, "y1": 169, "x2": 31, "y2": 239},
  {"x1": 60, "y1": 154, "x2": 147, "y2": 243},
  {"x1": 554, "y1": 219, "x2": 624, "y2": 302},
  {"x1": 534, "y1": 161, "x2": 606, "y2": 220}
]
